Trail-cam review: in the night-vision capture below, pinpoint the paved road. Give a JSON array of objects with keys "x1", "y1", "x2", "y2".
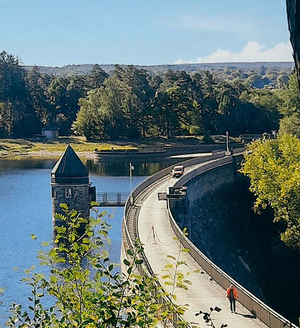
[{"x1": 137, "y1": 173, "x2": 268, "y2": 328}]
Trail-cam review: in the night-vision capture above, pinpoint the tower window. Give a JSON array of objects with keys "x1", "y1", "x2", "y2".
[{"x1": 65, "y1": 188, "x2": 73, "y2": 198}]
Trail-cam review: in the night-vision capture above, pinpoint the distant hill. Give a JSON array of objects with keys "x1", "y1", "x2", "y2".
[{"x1": 23, "y1": 62, "x2": 295, "y2": 76}]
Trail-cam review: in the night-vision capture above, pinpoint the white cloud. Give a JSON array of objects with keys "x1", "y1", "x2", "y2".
[{"x1": 176, "y1": 41, "x2": 293, "y2": 64}]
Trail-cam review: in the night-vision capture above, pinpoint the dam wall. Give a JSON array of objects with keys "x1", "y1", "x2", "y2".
[
  {"x1": 168, "y1": 154, "x2": 297, "y2": 328},
  {"x1": 122, "y1": 149, "x2": 298, "y2": 328}
]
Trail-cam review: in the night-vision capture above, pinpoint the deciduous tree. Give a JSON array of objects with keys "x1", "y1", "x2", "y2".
[{"x1": 240, "y1": 134, "x2": 300, "y2": 249}]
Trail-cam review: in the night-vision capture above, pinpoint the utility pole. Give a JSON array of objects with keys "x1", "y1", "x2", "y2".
[{"x1": 129, "y1": 162, "x2": 134, "y2": 192}]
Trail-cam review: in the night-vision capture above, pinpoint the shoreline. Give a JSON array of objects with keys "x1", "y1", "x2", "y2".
[
  {"x1": 0, "y1": 136, "x2": 240, "y2": 161},
  {"x1": 0, "y1": 150, "x2": 95, "y2": 160}
]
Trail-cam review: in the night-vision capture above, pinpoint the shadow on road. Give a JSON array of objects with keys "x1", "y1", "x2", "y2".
[{"x1": 235, "y1": 312, "x2": 256, "y2": 319}]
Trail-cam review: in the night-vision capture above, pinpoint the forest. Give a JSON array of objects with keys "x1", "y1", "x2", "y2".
[{"x1": 0, "y1": 50, "x2": 299, "y2": 141}]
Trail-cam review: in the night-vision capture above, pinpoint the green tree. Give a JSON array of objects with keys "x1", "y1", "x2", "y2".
[
  {"x1": 240, "y1": 134, "x2": 300, "y2": 249},
  {"x1": 276, "y1": 73, "x2": 290, "y2": 89},
  {"x1": 73, "y1": 71, "x2": 128, "y2": 140},
  {"x1": 278, "y1": 73, "x2": 300, "y2": 117},
  {"x1": 0, "y1": 101, "x2": 13, "y2": 137},
  {"x1": 47, "y1": 77, "x2": 69, "y2": 125},
  {"x1": 5, "y1": 204, "x2": 193, "y2": 328},
  {"x1": 72, "y1": 88, "x2": 106, "y2": 140},
  {"x1": 86, "y1": 64, "x2": 109, "y2": 90},
  {"x1": 277, "y1": 74, "x2": 300, "y2": 135},
  {"x1": 48, "y1": 76, "x2": 86, "y2": 135},
  {"x1": 215, "y1": 82, "x2": 242, "y2": 135},
  {"x1": 64, "y1": 75, "x2": 87, "y2": 134},
  {"x1": 0, "y1": 51, "x2": 41, "y2": 137},
  {"x1": 121, "y1": 66, "x2": 154, "y2": 138},
  {"x1": 0, "y1": 51, "x2": 27, "y2": 102},
  {"x1": 188, "y1": 73, "x2": 207, "y2": 136},
  {"x1": 199, "y1": 72, "x2": 219, "y2": 135},
  {"x1": 99, "y1": 69, "x2": 129, "y2": 139},
  {"x1": 245, "y1": 74, "x2": 270, "y2": 89},
  {"x1": 239, "y1": 88, "x2": 281, "y2": 133},
  {"x1": 151, "y1": 89, "x2": 178, "y2": 138},
  {"x1": 26, "y1": 66, "x2": 50, "y2": 126},
  {"x1": 150, "y1": 70, "x2": 203, "y2": 138},
  {"x1": 74, "y1": 66, "x2": 154, "y2": 140},
  {"x1": 279, "y1": 113, "x2": 300, "y2": 137}
]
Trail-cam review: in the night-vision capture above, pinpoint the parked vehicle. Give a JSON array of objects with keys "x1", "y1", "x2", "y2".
[{"x1": 171, "y1": 165, "x2": 184, "y2": 178}]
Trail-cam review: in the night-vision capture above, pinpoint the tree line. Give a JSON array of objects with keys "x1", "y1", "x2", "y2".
[{"x1": 0, "y1": 51, "x2": 299, "y2": 140}]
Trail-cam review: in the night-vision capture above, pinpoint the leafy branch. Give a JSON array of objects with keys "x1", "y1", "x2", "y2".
[{"x1": 195, "y1": 307, "x2": 227, "y2": 328}]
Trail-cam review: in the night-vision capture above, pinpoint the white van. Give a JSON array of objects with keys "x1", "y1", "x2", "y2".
[{"x1": 171, "y1": 165, "x2": 184, "y2": 178}]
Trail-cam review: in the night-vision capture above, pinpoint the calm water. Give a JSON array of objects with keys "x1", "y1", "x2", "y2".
[{"x1": 0, "y1": 158, "x2": 175, "y2": 323}]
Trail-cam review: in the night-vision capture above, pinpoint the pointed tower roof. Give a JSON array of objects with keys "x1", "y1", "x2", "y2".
[{"x1": 51, "y1": 145, "x2": 89, "y2": 184}]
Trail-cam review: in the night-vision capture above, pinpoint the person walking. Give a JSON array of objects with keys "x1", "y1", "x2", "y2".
[{"x1": 226, "y1": 284, "x2": 238, "y2": 313}]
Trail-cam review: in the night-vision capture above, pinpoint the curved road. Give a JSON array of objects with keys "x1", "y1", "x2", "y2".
[{"x1": 136, "y1": 166, "x2": 268, "y2": 328}]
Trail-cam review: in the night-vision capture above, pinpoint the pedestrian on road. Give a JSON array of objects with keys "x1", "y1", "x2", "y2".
[{"x1": 226, "y1": 284, "x2": 238, "y2": 313}]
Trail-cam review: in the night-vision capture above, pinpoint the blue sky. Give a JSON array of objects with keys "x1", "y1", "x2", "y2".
[{"x1": 0, "y1": 0, "x2": 293, "y2": 66}]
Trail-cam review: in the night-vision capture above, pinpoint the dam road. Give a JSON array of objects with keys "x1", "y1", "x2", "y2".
[{"x1": 122, "y1": 151, "x2": 298, "y2": 328}]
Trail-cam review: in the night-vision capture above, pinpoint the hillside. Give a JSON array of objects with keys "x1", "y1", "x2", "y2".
[{"x1": 23, "y1": 61, "x2": 294, "y2": 76}]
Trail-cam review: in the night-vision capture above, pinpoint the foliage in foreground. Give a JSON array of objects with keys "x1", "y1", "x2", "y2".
[
  {"x1": 240, "y1": 133, "x2": 300, "y2": 249},
  {"x1": 3, "y1": 204, "x2": 193, "y2": 328},
  {"x1": 195, "y1": 307, "x2": 227, "y2": 328}
]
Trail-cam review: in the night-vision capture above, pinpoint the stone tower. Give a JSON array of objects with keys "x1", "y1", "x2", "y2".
[{"x1": 51, "y1": 145, "x2": 95, "y2": 225}]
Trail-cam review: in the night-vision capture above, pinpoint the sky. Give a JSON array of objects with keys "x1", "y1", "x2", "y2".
[{"x1": 0, "y1": 0, "x2": 293, "y2": 67}]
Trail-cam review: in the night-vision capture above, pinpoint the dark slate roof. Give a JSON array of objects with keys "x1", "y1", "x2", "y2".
[{"x1": 51, "y1": 145, "x2": 89, "y2": 184}]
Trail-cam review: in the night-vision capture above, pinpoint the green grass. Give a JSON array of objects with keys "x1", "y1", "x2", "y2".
[{"x1": 0, "y1": 135, "x2": 211, "y2": 158}]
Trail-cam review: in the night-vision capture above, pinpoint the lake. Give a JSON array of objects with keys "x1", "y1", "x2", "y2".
[{"x1": 0, "y1": 158, "x2": 175, "y2": 323}]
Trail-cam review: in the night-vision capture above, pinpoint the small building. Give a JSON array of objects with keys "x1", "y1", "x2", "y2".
[
  {"x1": 239, "y1": 133, "x2": 268, "y2": 144},
  {"x1": 51, "y1": 145, "x2": 96, "y2": 226},
  {"x1": 42, "y1": 126, "x2": 59, "y2": 140}
]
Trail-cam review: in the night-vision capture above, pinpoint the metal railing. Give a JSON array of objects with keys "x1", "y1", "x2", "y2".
[{"x1": 96, "y1": 192, "x2": 129, "y2": 206}]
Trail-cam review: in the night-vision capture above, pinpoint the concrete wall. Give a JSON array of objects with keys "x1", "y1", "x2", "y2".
[{"x1": 185, "y1": 161, "x2": 240, "y2": 203}]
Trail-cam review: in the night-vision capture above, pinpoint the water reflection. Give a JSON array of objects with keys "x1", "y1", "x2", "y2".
[
  {"x1": 0, "y1": 158, "x2": 57, "y2": 171},
  {"x1": 86, "y1": 159, "x2": 180, "y2": 176},
  {"x1": 0, "y1": 157, "x2": 181, "y2": 176}
]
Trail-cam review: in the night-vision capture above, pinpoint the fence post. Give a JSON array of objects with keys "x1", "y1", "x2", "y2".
[{"x1": 103, "y1": 193, "x2": 107, "y2": 204}]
